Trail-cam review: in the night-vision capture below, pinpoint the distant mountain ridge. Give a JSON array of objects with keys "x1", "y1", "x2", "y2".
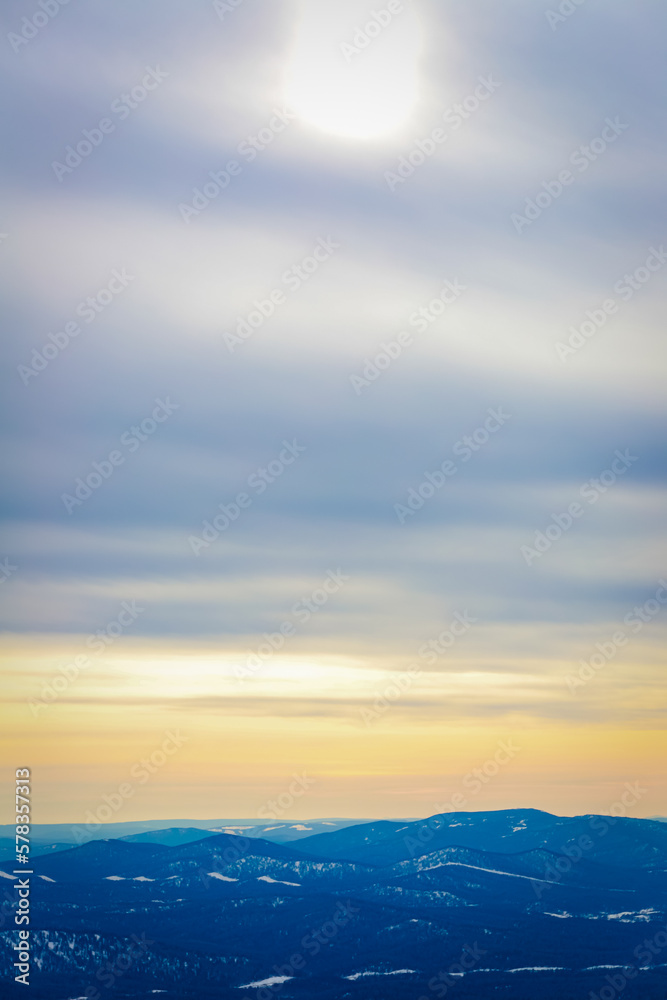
[
  {"x1": 2, "y1": 809, "x2": 666, "y2": 999},
  {"x1": 293, "y1": 808, "x2": 667, "y2": 868},
  {"x1": 0, "y1": 818, "x2": 373, "y2": 858}
]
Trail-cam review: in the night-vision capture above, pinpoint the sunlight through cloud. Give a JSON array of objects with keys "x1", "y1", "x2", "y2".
[{"x1": 285, "y1": 0, "x2": 423, "y2": 140}]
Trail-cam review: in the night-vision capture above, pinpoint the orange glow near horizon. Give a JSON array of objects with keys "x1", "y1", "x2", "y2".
[{"x1": 2, "y1": 634, "x2": 665, "y2": 825}]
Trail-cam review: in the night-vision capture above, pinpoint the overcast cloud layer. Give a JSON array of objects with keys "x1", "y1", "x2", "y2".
[{"x1": 1, "y1": 0, "x2": 666, "y2": 739}]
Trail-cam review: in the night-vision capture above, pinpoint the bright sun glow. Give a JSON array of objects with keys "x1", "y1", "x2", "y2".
[{"x1": 285, "y1": 1, "x2": 423, "y2": 140}]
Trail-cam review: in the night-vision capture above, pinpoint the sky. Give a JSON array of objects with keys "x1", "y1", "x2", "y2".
[{"x1": 1, "y1": 0, "x2": 666, "y2": 825}]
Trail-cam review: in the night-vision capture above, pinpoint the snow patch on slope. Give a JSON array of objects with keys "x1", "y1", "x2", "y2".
[
  {"x1": 257, "y1": 876, "x2": 300, "y2": 886},
  {"x1": 345, "y1": 969, "x2": 417, "y2": 980},
  {"x1": 239, "y1": 976, "x2": 293, "y2": 988}
]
